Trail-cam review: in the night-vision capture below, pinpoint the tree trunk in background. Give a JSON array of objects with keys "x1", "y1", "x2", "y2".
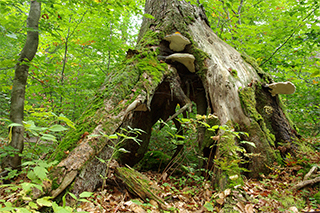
[
  {"x1": 49, "y1": 0, "x2": 299, "y2": 197},
  {"x1": 1, "y1": 0, "x2": 41, "y2": 171}
]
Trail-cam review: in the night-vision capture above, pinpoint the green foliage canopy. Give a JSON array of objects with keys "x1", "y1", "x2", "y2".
[{"x1": 0, "y1": 0, "x2": 144, "y2": 134}]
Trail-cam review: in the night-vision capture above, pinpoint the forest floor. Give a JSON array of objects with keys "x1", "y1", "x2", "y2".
[
  {"x1": 75, "y1": 139, "x2": 320, "y2": 213},
  {"x1": 1, "y1": 138, "x2": 320, "y2": 213}
]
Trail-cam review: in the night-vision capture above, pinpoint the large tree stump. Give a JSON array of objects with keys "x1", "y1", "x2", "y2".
[{"x1": 49, "y1": 0, "x2": 299, "y2": 197}]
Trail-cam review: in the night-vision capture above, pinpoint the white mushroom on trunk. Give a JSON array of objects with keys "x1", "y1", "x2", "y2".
[
  {"x1": 164, "y1": 32, "x2": 191, "y2": 52},
  {"x1": 166, "y1": 53, "x2": 195, "y2": 72},
  {"x1": 266, "y1": 81, "x2": 296, "y2": 96}
]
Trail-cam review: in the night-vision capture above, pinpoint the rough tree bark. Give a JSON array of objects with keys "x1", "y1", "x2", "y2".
[
  {"x1": 49, "y1": 0, "x2": 299, "y2": 197},
  {"x1": 1, "y1": 0, "x2": 41, "y2": 171}
]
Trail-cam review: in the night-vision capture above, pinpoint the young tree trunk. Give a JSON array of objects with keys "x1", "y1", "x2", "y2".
[
  {"x1": 49, "y1": 0, "x2": 298, "y2": 197},
  {"x1": 1, "y1": 0, "x2": 41, "y2": 171}
]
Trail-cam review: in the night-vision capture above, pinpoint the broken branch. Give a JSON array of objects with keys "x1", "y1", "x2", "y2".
[{"x1": 292, "y1": 176, "x2": 320, "y2": 191}]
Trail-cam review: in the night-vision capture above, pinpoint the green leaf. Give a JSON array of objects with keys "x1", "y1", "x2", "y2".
[
  {"x1": 239, "y1": 132, "x2": 249, "y2": 137},
  {"x1": 208, "y1": 125, "x2": 219, "y2": 131},
  {"x1": 34, "y1": 166, "x2": 48, "y2": 181},
  {"x1": 37, "y1": 196, "x2": 53, "y2": 207},
  {"x1": 22, "y1": 161, "x2": 37, "y2": 166},
  {"x1": 27, "y1": 170, "x2": 39, "y2": 183},
  {"x1": 68, "y1": 192, "x2": 78, "y2": 200},
  {"x1": 79, "y1": 191, "x2": 93, "y2": 198},
  {"x1": 180, "y1": 118, "x2": 191, "y2": 123},
  {"x1": 20, "y1": 182, "x2": 38, "y2": 194},
  {"x1": 143, "y1": 13, "x2": 155, "y2": 19},
  {"x1": 131, "y1": 199, "x2": 143, "y2": 205},
  {"x1": 49, "y1": 124, "x2": 68, "y2": 132},
  {"x1": 240, "y1": 141, "x2": 256, "y2": 148},
  {"x1": 52, "y1": 202, "x2": 73, "y2": 213},
  {"x1": 310, "y1": 69, "x2": 320, "y2": 77},
  {"x1": 28, "y1": 201, "x2": 38, "y2": 209},
  {"x1": 4, "y1": 201, "x2": 13, "y2": 207},
  {"x1": 175, "y1": 134, "x2": 185, "y2": 139},
  {"x1": 6, "y1": 33, "x2": 17, "y2": 39},
  {"x1": 8, "y1": 123, "x2": 23, "y2": 127},
  {"x1": 58, "y1": 114, "x2": 76, "y2": 130},
  {"x1": 204, "y1": 201, "x2": 214, "y2": 212},
  {"x1": 40, "y1": 134, "x2": 57, "y2": 142},
  {"x1": 0, "y1": 184, "x2": 15, "y2": 188},
  {"x1": 78, "y1": 198, "x2": 90, "y2": 202},
  {"x1": 15, "y1": 208, "x2": 32, "y2": 213},
  {"x1": 0, "y1": 118, "x2": 10, "y2": 122},
  {"x1": 225, "y1": 2, "x2": 232, "y2": 9},
  {"x1": 88, "y1": 134, "x2": 100, "y2": 137},
  {"x1": 108, "y1": 134, "x2": 118, "y2": 139},
  {"x1": 118, "y1": 148, "x2": 130, "y2": 153},
  {"x1": 0, "y1": 202, "x2": 15, "y2": 211},
  {"x1": 95, "y1": 156, "x2": 106, "y2": 163},
  {"x1": 198, "y1": 121, "x2": 210, "y2": 128}
]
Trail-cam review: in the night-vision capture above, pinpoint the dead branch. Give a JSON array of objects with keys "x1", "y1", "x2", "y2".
[
  {"x1": 304, "y1": 165, "x2": 318, "y2": 181},
  {"x1": 291, "y1": 176, "x2": 320, "y2": 191}
]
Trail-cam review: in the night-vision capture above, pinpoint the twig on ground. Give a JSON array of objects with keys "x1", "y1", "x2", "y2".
[
  {"x1": 291, "y1": 176, "x2": 320, "y2": 191},
  {"x1": 304, "y1": 165, "x2": 318, "y2": 181}
]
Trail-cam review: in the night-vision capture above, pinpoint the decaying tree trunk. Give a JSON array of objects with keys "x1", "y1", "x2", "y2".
[{"x1": 49, "y1": 0, "x2": 299, "y2": 198}]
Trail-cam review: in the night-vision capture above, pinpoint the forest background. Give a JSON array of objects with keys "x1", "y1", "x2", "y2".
[
  {"x1": 0, "y1": 0, "x2": 320, "y2": 212},
  {"x1": 1, "y1": 0, "x2": 319, "y2": 138}
]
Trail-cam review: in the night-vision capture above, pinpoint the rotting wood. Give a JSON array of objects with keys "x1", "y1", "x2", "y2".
[
  {"x1": 51, "y1": 170, "x2": 78, "y2": 199},
  {"x1": 115, "y1": 166, "x2": 168, "y2": 210}
]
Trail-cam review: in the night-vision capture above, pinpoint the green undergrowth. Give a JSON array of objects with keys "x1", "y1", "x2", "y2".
[
  {"x1": 1, "y1": 113, "x2": 319, "y2": 213},
  {"x1": 136, "y1": 150, "x2": 171, "y2": 172}
]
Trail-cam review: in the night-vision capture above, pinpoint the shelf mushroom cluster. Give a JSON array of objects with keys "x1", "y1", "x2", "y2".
[
  {"x1": 164, "y1": 33, "x2": 195, "y2": 73},
  {"x1": 266, "y1": 81, "x2": 296, "y2": 96}
]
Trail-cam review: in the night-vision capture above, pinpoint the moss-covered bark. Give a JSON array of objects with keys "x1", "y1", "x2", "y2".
[
  {"x1": 238, "y1": 81, "x2": 299, "y2": 175},
  {"x1": 116, "y1": 166, "x2": 167, "y2": 208}
]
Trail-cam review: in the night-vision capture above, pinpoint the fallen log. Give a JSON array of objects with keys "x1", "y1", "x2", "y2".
[{"x1": 115, "y1": 166, "x2": 168, "y2": 210}]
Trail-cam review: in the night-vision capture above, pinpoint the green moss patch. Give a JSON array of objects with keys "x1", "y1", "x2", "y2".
[
  {"x1": 190, "y1": 46, "x2": 209, "y2": 77},
  {"x1": 238, "y1": 86, "x2": 275, "y2": 147},
  {"x1": 240, "y1": 52, "x2": 273, "y2": 83}
]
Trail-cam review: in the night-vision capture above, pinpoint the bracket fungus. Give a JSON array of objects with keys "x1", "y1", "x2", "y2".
[
  {"x1": 164, "y1": 33, "x2": 191, "y2": 52},
  {"x1": 266, "y1": 81, "x2": 296, "y2": 96},
  {"x1": 166, "y1": 53, "x2": 195, "y2": 73},
  {"x1": 125, "y1": 99, "x2": 148, "y2": 114}
]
